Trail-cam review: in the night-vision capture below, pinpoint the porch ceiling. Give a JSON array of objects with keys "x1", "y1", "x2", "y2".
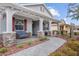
[{"x1": 14, "y1": 11, "x2": 39, "y2": 20}]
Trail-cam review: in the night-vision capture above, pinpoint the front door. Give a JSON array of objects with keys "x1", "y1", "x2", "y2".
[{"x1": 32, "y1": 20, "x2": 39, "y2": 36}]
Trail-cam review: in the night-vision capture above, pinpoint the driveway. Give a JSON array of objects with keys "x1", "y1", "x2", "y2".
[{"x1": 10, "y1": 37, "x2": 66, "y2": 56}]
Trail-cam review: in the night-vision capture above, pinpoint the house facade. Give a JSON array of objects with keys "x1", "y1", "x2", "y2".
[
  {"x1": 0, "y1": 3, "x2": 54, "y2": 47},
  {"x1": 74, "y1": 25, "x2": 79, "y2": 32},
  {"x1": 51, "y1": 19, "x2": 71, "y2": 36},
  {"x1": 59, "y1": 20, "x2": 70, "y2": 35},
  {"x1": 51, "y1": 20, "x2": 59, "y2": 36},
  {"x1": 73, "y1": 25, "x2": 79, "y2": 35}
]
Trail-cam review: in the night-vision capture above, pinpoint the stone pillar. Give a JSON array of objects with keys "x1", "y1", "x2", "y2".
[
  {"x1": 0, "y1": 13, "x2": 3, "y2": 47},
  {"x1": 2, "y1": 9, "x2": 16, "y2": 47},
  {"x1": 2, "y1": 32, "x2": 16, "y2": 47},
  {"x1": 37, "y1": 18, "x2": 44, "y2": 37}
]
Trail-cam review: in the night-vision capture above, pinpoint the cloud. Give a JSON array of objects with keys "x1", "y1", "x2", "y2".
[{"x1": 49, "y1": 8, "x2": 60, "y2": 17}]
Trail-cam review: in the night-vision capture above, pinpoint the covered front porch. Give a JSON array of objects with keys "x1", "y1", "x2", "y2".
[{"x1": 0, "y1": 4, "x2": 52, "y2": 47}]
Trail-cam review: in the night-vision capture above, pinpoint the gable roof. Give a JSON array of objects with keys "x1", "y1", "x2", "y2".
[
  {"x1": 20, "y1": 3, "x2": 53, "y2": 18},
  {"x1": 43, "y1": 4, "x2": 53, "y2": 17}
]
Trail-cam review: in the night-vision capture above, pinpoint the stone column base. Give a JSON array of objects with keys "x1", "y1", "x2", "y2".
[
  {"x1": 2, "y1": 32, "x2": 16, "y2": 47},
  {"x1": 0, "y1": 34, "x2": 3, "y2": 48},
  {"x1": 37, "y1": 31, "x2": 44, "y2": 37},
  {"x1": 48, "y1": 31, "x2": 52, "y2": 36},
  {"x1": 28, "y1": 32, "x2": 32, "y2": 37}
]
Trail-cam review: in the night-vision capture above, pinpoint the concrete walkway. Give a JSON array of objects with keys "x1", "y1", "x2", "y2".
[{"x1": 10, "y1": 37, "x2": 66, "y2": 56}]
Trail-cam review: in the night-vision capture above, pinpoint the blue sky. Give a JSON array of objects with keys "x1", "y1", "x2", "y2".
[{"x1": 46, "y1": 3, "x2": 79, "y2": 25}]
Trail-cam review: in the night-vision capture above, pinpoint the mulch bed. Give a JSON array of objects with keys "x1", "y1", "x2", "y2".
[
  {"x1": 0, "y1": 39, "x2": 48, "y2": 56},
  {"x1": 49, "y1": 35, "x2": 79, "y2": 56},
  {"x1": 49, "y1": 42, "x2": 67, "y2": 56},
  {"x1": 48, "y1": 35, "x2": 67, "y2": 56},
  {"x1": 54, "y1": 35, "x2": 68, "y2": 41}
]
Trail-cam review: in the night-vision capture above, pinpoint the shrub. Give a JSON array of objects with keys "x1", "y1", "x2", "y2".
[
  {"x1": 76, "y1": 36, "x2": 79, "y2": 40},
  {"x1": 27, "y1": 40, "x2": 32, "y2": 45},
  {"x1": 60, "y1": 46, "x2": 77, "y2": 56},
  {"x1": 53, "y1": 30, "x2": 59, "y2": 34},
  {"x1": 0, "y1": 47, "x2": 7, "y2": 53},
  {"x1": 74, "y1": 32, "x2": 79, "y2": 35},
  {"x1": 39, "y1": 36, "x2": 48, "y2": 41},
  {"x1": 49, "y1": 52, "x2": 65, "y2": 56},
  {"x1": 67, "y1": 41, "x2": 79, "y2": 51},
  {"x1": 69, "y1": 38, "x2": 76, "y2": 41},
  {"x1": 16, "y1": 44, "x2": 24, "y2": 48}
]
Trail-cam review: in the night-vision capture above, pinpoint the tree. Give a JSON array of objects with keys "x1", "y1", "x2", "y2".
[
  {"x1": 67, "y1": 3, "x2": 79, "y2": 38},
  {"x1": 67, "y1": 3, "x2": 79, "y2": 20}
]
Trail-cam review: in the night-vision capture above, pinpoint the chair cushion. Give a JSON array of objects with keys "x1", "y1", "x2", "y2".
[{"x1": 16, "y1": 31, "x2": 29, "y2": 39}]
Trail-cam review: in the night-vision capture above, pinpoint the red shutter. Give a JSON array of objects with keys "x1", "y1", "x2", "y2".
[
  {"x1": 12, "y1": 17, "x2": 15, "y2": 31},
  {"x1": 24, "y1": 19, "x2": 27, "y2": 31}
]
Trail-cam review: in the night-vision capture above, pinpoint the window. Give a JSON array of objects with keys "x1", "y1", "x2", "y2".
[
  {"x1": 15, "y1": 19, "x2": 24, "y2": 30},
  {"x1": 77, "y1": 28, "x2": 79, "y2": 30},
  {"x1": 51, "y1": 22, "x2": 56, "y2": 24},
  {"x1": 40, "y1": 6, "x2": 44, "y2": 12},
  {"x1": 43, "y1": 21, "x2": 49, "y2": 30}
]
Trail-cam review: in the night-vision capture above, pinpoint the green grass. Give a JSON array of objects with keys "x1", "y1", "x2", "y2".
[
  {"x1": 0, "y1": 47, "x2": 7, "y2": 53},
  {"x1": 16, "y1": 44, "x2": 24, "y2": 48},
  {"x1": 27, "y1": 40, "x2": 33, "y2": 45}
]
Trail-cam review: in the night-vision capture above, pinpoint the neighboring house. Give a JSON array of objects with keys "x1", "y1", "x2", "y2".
[
  {"x1": 0, "y1": 3, "x2": 54, "y2": 46},
  {"x1": 51, "y1": 19, "x2": 71, "y2": 35},
  {"x1": 51, "y1": 20, "x2": 59, "y2": 36},
  {"x1": 59, "y1": 20, "x2": 70, "y2": 35},
  {"x1": 74, "y1": 25, "x2": 79, "y2": 32}
]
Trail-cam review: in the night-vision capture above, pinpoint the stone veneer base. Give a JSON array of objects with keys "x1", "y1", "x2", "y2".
[
  {"x1": 37, "y1": 32, "x2": 44, "y2": 37},
  {"x1": 2, "y1": 32, "x2": 16, "y2": 47}
]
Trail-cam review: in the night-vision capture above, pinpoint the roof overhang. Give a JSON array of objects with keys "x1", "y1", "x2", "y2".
[{"x1": 0, "y1": 3, "x2": 54, "y2": 20}]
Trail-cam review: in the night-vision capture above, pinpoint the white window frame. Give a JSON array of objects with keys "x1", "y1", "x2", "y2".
[{"x1": 15, "y1": 19, "x2": 24, "y2": 31}]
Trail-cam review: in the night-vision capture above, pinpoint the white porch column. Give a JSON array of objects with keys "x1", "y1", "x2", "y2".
[
  {"x1": 6, "y1": 9, "x2": 15, "y2": 32},
  {"x1": 49, "y1": 20, "x2": 52, "y2": 31},
  {"x1": 2, "y1": 9, "x2": 16, "y2": 47},
  {"x1": 49, "y1": 20, "x2": 52, "y2": 36},
  {"x1": 39, "y1": 18, "x2": 43, "y2": 32},
  {"x1": 27, "y1": 19, "x2": 32, "y2": 37},
  {"x1": 37, "y1": 18, "x2": 44, "y2": 37},
  {"x1": 0, "y1": 14, "x2": 3, "y2": 34}
]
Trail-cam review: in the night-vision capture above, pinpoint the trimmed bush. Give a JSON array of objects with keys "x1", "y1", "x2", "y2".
[
  {"x1": 16, "y1": 44, "x2": 24, "y2": 48},
  {"x1": 0, "y1": 47, "x2": 7, "y2": 53},
  {"x1": 27, "y1": 40, "x2": 32, "y2": 45},
  {"x1": 39, "y1": 36, "x2": 48, "y2": 41},
  {"x1": 49, "y1": 52, "x2": 65, "y2": 56}
]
